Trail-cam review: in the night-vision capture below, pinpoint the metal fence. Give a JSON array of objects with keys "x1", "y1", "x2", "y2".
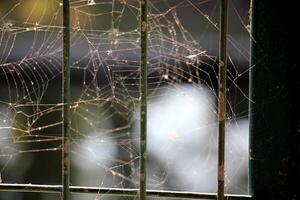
[{"x1": 0, "y1": 0, "x2": 252, "y2": 200}]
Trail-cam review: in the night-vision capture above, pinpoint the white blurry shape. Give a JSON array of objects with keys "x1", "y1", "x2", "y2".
[
  {"x1": 177, "y1": 119, "x2": 249, "y2": 193},
  {"x1": 0, "y1": 109, "x2": 21, "y2": 166},
  {"x1": 133, "y1": 85, "x2": 218, "y2": 192},
  {"x1": 0, "y1": 108, "x2": 33, "y2": 187},
  {"x1": 72, "y1": 136, "x2": 118, "y2": 199},
  {"x1": 72, "y1": 118, "x2": 118, "y2": 188},
  {"x1": 146, "y1": 85, "x2": 216, "y2": 159},
  {"x1": 73, "y1": 136, "x2": 117, "y2": 171},
  {"x1": 225, "y1": 119, "x2": 249, "y2": 193},
  {"x1": 87, "y1": 0, "x2": 96, "y2": 5},
  {"x1": 134, "y1": 85, "x2": 249, "y2": 194}
]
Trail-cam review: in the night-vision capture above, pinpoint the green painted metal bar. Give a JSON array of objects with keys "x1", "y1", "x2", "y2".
[
  {"x1": 0, "y1": 184, "x2": 252, "y2": 199},
  {"x1": 139, "y1": 0, "x2": 148, "y2": 199},
  {"x1": 62, "y1": 0, "x2": 71, "y2": 200},
  {"x1": 217, "y1": 0, "x2": 228, "y2": 200},
  {"x1": 249, "y1": 0, "x2": 298, "y2": 199}
]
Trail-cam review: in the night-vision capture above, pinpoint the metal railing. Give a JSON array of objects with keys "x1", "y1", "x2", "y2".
[{"x1": 0, "y1": 0, "x2": 251, "y2": 199}]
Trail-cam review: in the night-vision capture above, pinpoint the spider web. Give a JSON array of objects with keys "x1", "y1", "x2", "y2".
[{"x1": 0, "y1": 0, "x2": 251, "y2": 199}]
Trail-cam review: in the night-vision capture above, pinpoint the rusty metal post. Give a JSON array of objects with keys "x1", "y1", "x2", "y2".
[
  {"x1": 139, "y1": 0, "x2": 148, "y2": 200},
  {"x1": 62, "y1": 0, "x2": 70, "y2": 200},
  {"x1": 217, "y1": 0, "x2": 228, "y2": 200}
]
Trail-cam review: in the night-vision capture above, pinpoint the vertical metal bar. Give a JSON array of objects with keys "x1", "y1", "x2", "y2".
[
  {"x1": 139, "y1": 0, "x2": 148, "y2": 199},
  {"x1": 217, "y1": 0, "x2": 228, "y2": 200},
  {"x1": 62, "y1": 0, "x2": 70, "y2": 200}
]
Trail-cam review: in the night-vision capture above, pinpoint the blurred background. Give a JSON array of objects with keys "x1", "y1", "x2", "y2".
[{"x1": 0, "y1": 0, "x2": 250, "y2": 199}]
